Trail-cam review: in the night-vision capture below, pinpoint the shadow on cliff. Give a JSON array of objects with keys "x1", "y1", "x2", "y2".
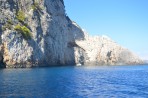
[
  {"x1": 0, "y1": 24, "x2": 5, "y2": 68},
  {"x1": 27, "y1": 5, "x2": 47, "y2": 67},
  {"x1": 41, "y1": 0, "x2": 85, "y2": 66},
  {"x1": 0, "y1": 0, "x2": 85, "y2": 67}
]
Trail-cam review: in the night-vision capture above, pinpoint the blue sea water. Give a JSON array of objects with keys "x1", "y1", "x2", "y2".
[{"x1": 0, "y1": 65, "x2": 148, "y2": 98}]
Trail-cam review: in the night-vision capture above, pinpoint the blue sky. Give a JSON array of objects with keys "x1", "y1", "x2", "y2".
[{"x1": 64, "y1": 0, "x2": 148, "y2": 60}]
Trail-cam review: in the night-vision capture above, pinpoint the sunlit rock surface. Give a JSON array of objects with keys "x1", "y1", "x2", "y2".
[{"x1": 0, "y1": 0, "x2": 143, "y2": 68}]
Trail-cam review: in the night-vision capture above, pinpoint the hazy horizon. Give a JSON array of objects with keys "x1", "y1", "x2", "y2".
[{"x1": 64, "y1": 0, "x2": 148, "y2": 60}]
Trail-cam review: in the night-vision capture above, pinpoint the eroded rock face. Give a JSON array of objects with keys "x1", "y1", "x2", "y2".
[
  {"x1": 0, "y1": 0, "x2": 84, "y2": 67},
  {"x1": 75, "y1": 32, "x2": 143, "y2": 65},
  {"x1": 0, "y1": 0, "x2": 143, "y2": 68}
]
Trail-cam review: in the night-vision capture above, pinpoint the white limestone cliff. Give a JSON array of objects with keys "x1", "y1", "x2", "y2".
[
  {"x1": 0, "y1": 0, "x2": 143, "y2": 68},
  {"x1": 75, "y1": 32, "x2": 143, "y2": 65}
]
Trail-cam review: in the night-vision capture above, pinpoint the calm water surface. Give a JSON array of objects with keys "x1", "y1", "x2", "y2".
[{"x1": 0, "y1": 65, "x2": 148, "y2": 98}]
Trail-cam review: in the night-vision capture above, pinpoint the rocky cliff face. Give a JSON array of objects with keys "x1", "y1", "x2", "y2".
[
  {"x1": 76, "y1": 32, "x2": 143, "y2": 65},
  {"x1": 0, "y1": 0, "x2": 143, "y2": 68}
]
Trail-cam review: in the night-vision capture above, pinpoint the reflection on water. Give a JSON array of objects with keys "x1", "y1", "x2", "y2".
[{"x1": 0, "y1": 65, "x2": 148, "y2": 97}]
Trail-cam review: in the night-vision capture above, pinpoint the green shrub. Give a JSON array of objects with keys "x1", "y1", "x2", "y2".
[
  {"x1": 7, "y1": 19, "x2": 13, "y2": 25},
  {"x1": 14, "y1": 24, "x2": 22, "y2": 31},
  {"x1": 2, "y1": 23, "x2": 12, "y2": 31},
  {"x1": 2, "y1": 26, "x2": 6, "y2": 31},
  {"x1": 16, "y1": 10, "x2": 26, "y2": 23},
  {"x1": 21, "y1": 26, "x2": 32, "y2": 38},
  {"x1": 14, "y1": 24, "x2": 32, "y2": 39},
  {"x1": 2, "y1": 19, "x2": 13, "y2": 31},
  {"x1": 23, "y1": 22, "x2": 29, "y2": 27},
  {"x1": 32, "y1": 2, "x2": 42, "y2": 12}
]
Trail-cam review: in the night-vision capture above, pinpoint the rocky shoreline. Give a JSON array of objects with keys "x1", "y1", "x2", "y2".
[{"x1": 0, "y1": 0, "x2": 143, "y2": 68}]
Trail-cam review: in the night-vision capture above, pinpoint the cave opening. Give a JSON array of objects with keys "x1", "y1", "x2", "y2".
[{"x1": 0, "y1": 55, "x2": 6, "y2": 68}]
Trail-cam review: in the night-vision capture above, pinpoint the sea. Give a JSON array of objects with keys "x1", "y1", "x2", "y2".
[{"x1": 0, "y1": 65, "x2": 148, "y2": 98}]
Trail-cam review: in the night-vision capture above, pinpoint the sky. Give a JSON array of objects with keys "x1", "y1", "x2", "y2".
[{"x1": 64, "y1": 0, "x2": 148, "y2": 60}]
